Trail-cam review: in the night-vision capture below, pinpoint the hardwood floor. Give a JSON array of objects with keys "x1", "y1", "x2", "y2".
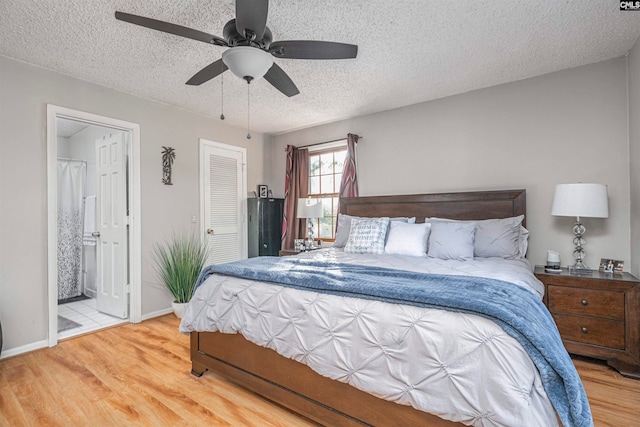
[{"x1": 1, "y1": 315, "x2": 639, "y2": 426}]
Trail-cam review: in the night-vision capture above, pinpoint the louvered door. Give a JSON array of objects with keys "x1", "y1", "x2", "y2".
[{"x1": 201, "y1": 141, "x2": 247, "y2": 265}]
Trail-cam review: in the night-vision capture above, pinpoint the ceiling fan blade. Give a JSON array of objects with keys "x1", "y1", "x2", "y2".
[
  {"x1": 263, "y1": 63, "x2": 299, "y2": 97},
  {"x1": 115, "y1": 11, "x2": 227, "y2": 46},
  {"x1": 269, "y1": 40, "x2": 357, "y2": 59},
  {"x1": 186, "y1": 59, "x2": 228, "y2": 86},
  {"x1": 235, "y1": 0, "x2": 268, "y2": 41}
]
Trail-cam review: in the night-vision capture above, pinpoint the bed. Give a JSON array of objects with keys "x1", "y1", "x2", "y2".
[{"x1": 180, "y1": 190, "x2": 592, "y2": 427}]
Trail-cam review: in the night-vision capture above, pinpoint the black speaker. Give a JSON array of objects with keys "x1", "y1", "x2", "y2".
[{"x1": 248, "y1": 198, "x2": 284, "y2": 257}]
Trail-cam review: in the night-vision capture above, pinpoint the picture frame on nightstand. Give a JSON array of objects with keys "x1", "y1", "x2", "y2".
[
  {"x1": 599, "y1": 258, "x2": 624, "y2": 274},
  {"x1": 294, "y1": 239, "x2": 305, "y2": 252}
]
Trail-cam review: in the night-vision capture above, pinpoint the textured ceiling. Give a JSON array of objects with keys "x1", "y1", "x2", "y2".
[{"x1": 1, "y1": 1, "x2": 639, "y2": 135}]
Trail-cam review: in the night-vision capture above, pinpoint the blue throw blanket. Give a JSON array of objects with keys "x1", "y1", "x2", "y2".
[{"x1": 196, "y1": 257, "x2": 593, "y2": 427}]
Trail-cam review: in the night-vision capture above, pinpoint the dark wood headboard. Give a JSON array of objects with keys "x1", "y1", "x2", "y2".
[{"x1": 339, "y1": 189, "x2": 526, "y2": 226}]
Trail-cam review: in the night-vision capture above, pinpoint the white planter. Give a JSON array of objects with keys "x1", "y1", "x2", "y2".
[{"x1": 172, "y1": 301, "x2": 187, "y2": 319}]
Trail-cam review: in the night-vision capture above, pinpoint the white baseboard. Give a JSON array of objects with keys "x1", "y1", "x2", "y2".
[
  {"x1": 0, "y1": 339, "x2": 48, "y2": 359},
  {"x1": 1, "y1": 309, "x2": 174, "y2": 359},
  {"x1": 141, "y1": 307, "x2": 173, "y2": 321}
]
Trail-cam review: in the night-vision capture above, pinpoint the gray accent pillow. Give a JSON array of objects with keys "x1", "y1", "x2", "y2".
[
  {"x1": 334, "y1": 214, "x2": 415, "y2": 248},
  {"x1": 427, "y1": 221, "x2": 476, "y2": 261},
  {"x1": 344, "y1": 217, "x2": 390, "y2": 254},
  {"x1": 429, "y1": 215, "x2": 525, "y2": 259}
]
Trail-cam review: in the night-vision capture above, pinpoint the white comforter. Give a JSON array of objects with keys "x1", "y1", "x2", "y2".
[{"x1": 180, "y1": 249, "x2": 558, "y2": 426}]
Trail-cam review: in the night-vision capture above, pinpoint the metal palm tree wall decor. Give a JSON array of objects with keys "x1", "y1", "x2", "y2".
[{"x1": 162, "y1": 146, "x2": 176, "y2": 185}]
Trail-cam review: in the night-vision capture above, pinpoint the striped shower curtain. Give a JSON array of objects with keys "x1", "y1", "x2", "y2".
[{"x1": 57, "y1": 160, "x2": 86, "y2": 301}]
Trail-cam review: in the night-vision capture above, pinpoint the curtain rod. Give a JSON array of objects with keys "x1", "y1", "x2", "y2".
[
  {"x1": 57, "y1": 157, "x2": 87, "y2": 163},
  {"x1": 285, "y1": 136, "x2": 362, "y2": 150}
]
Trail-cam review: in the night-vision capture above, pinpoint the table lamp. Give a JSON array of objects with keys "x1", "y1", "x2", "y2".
[
  {"x1": 297, "y1": 198, "x2": 323, "y2": 249},
  {"x1": 551, "y1": 183, "x2": 608, "y2": 270}
]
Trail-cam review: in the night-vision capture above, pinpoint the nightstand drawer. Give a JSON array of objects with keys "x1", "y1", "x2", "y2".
[
  {"x1": 553, "y1": 314, "x2": 625, "y2": 349},
  {"x1": 548, "y1": 285, "x2": 624, "y2": 320}
]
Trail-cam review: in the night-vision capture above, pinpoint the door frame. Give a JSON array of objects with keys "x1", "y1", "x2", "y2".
[
  {"x1": 199, "y1": 139, "x2": 248, "y2": 260},
  {"x1": 46, "y1": 105, "x2": 142, "y2": 347}
]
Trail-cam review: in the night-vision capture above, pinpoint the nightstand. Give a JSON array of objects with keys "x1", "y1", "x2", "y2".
[
  {"x1": 279, "y1": 249, "x2": 301, "y2": 257},
  {"x1": 535, "y1": 266, "x2": 640, "y2": 379}
]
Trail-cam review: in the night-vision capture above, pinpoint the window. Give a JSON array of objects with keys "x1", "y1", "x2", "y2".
[{"x1": 308, "y1": 144, "x2": 347, "y2": 241}]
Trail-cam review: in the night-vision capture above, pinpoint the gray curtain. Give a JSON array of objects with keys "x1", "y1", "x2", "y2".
[
  {"x1": 282, "y1": 145, "x2": 309, "y2": 250},
  {"x1": 338, "y1": 133, "x2": 359, "y2": 198}
]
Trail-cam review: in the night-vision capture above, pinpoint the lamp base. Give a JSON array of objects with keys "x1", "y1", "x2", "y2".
[
  {"x1": 305, "y1": 221, "x2": 317, "y2": 250},
  {"x1": 568, "y1": 266, "x2": 594, "y2": 276},
  {"x1": 571, "y1": 217, "x2": 588, "y2": 270}
]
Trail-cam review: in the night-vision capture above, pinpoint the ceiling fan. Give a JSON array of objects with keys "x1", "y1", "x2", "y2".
[{"x1": 115, "y1": 0, "x2": 358, "y2": 97}]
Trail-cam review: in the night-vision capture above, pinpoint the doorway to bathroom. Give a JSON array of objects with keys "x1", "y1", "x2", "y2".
[{"x1": 47, "y1": 105, "x2": 142, "y2": 347}]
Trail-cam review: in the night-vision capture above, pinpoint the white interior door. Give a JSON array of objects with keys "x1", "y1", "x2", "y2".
[
  {"x1": 95, "y1": 133, "x2": 128, "y2": 318},
  {"x1": 201, "y1": 141, "x2": 247, "y2": 265}
]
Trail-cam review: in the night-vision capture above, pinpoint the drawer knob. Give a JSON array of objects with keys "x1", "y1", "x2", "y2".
[
  {"x1": 581, "y1": 299, "x2": 588, "y2": 306},
  {"x1": 581, "y1": 327, "x2": 588, "y2": 334}
]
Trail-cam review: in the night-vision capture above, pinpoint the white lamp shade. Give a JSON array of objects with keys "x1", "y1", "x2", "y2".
[
  {"x1": 551, "y1": 183, "x2": 609, "y2": 218},
  {"x1": 297, "y1": 199, "x2": 323, "y2": 219},
  {"x1": 222, "y1": 46, "x2": 274, "y2": 80}
]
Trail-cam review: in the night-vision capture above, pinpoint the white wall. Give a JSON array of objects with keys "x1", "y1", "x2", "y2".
[
  {"x1": 57, "y1": 136, "x2": 70, "y2": 157},
  {"x1": 0, "y1": 55, "x2": 266, "y2": 355},
  {"x1": 630, "y1": 37, "x2": 640, "y2": 278},
  {"x1": 268, "y1": 57, "x2": 631, "y2": 269}
]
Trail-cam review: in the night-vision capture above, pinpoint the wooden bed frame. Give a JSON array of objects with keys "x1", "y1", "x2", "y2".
[{"x1": 190, "y1": 189, "x2": 527, "y2": 426}]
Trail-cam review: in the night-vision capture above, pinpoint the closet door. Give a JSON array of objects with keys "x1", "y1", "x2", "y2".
[{"x1": 200, "y1": 140, "x2": 247, "y2": 265}]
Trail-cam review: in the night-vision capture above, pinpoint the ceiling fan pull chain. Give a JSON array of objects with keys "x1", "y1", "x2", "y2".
[
  {"x1": 246, "y1": 80, "x2": 252, "y2": 139},
  {"x1": 220, "y1": 62, "x2": 225, "y2": 120}
]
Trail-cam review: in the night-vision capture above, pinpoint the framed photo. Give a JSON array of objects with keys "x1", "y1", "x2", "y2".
[
  {"x1": 599, "y1": 258, "x2": 624, "y2": 274},
  {"x1": 257, "y1": 184, "x2": 268, "y2": 198},
  {"x1": 294, "y1": 239, "x2": 305, "y2": 252}
]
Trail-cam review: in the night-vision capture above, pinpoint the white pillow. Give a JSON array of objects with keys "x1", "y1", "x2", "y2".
[
  {"x1": 427, "y1": 221, "x2": 475, "y2": 261},
  {"x1": 384, "y1": 222, "x2": 431, "y2": 257},
  {"x1": 518, "y1": 226, "x2": 529, "y2": 258},
  {"x1": 334, "y1": 214, "x2": 415, "y2": 248},
  {"x1": 428, "y1": 215, "x2": 524, "y2": 259},
  {"x1": 344, "y1": 217, "x2": 390, "y2": 255}
]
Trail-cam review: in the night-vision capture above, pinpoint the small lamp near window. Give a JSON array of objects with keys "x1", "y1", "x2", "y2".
[
  {"x1": 297, "y1": 198, "x2": 323, "y2": 250},
  {"x1": 551, "y1": 183, "x2": 609, "y2": 270}
]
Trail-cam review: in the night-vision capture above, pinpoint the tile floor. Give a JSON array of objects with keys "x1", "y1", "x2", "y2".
[{"x1": 58, "y1": 297, "x2": 127, "y2": 339}]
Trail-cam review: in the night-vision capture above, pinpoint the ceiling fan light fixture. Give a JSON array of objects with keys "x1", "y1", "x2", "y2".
[{"x1": 222, "y1": 46, "x2": 273, "y2": 81}]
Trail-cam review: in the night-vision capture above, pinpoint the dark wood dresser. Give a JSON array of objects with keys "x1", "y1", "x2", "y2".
[{"x1": 535, "y1": 266, "x2": 640, "y2": 378}]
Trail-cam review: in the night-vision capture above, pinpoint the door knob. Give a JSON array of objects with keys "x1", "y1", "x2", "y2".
[
  {"x1": 91, "y1": 231, "x2": 100, "y2": 238},
  {"x1": 206, "y1": 229, "x2": 214, "y2": 235}
]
